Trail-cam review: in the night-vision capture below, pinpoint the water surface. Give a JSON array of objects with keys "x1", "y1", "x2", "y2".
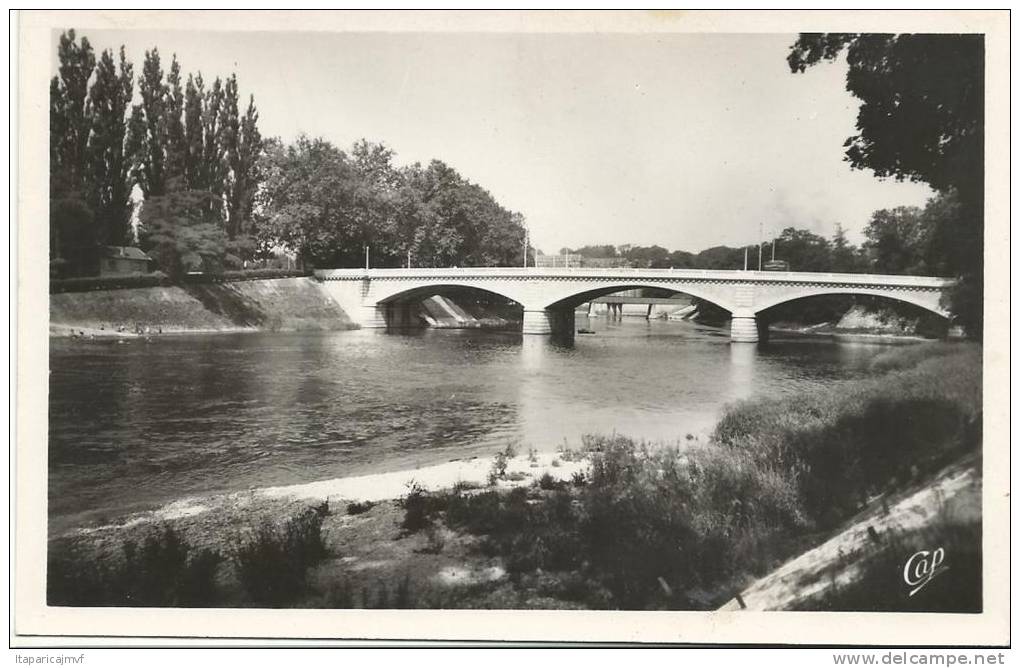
[{"x1": 49, "y1": 317, "x2": 892, "y2": 531}]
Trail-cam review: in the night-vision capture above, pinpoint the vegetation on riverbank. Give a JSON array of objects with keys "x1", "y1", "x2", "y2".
[{"x1": 47, "y1": 343, "x2": 981, "y2": 610}]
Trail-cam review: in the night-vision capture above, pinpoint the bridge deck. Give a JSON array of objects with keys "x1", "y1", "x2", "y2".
[{"x1": 315, "y1": 266, "x2": 954, "y2": 288}]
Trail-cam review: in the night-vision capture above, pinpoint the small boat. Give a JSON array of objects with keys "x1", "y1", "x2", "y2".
[{"x1": 577, "y1": 328, "x2": 596, "y2": 335}]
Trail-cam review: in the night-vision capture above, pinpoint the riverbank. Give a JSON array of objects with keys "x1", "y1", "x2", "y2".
[
  {"x1": 49, "y1": 278, "x2": 522, "y2": 337},
  {"x1": 48, "y1": 342, "x2": 981, "y2": 610},
  {"x1": 50, "y1": 277, "x2": 358, "y2": 335}
]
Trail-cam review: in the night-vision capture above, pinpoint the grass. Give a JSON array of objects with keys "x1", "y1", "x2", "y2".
[
  {"x1": 228, "y1": 503, "x2": 330, "y2": 607},
  {"x1": 396, "y1": 343, "x2": 982, "y2": 610},
  {"x1": 792, "y1": 504, "x2": 981, "y2": 613},
  {"x1": 48, "y1": 525, "x2": 223, "y2": 607}
]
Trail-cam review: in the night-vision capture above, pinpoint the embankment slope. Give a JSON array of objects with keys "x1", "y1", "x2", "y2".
[{"x1": 50, "y1": 277, "x2": 357, "y2": 335}]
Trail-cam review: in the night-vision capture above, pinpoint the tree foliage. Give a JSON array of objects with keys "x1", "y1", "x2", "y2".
[
  {"x1": 789, "y1": 33, "x2": 984, "y2": 336},
  {"x1": 256, "y1": 136, "x2": 529, "y2": 269},
  {"x1": 87, "y1": 46, "x2": 135, "y2": 246},
  {"x1": 138, "y1": 185, "x2": 227, "y2": 278}
]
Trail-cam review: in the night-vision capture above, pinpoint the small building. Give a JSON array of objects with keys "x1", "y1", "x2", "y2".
[{"x1": 100, "y1": 246, "x2": 152, "y2": 276}]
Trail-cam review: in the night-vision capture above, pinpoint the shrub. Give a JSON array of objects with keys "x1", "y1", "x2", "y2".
[
  {"x1": 346, "y1": 500, "x2": 375, "y2": 515},
  {"x1": 537, "y1": 472, "x2": 563, "y2": 491},
  {"x1": 49, "y1": 268, "x2": 311, "y2": 294},
  {"x1": 399, "y1": 481, "x2": 447, "y2": 533},
  {"x1": 232, "y1": 506, "x2": 329, "y2": 606},
  {"x1": 488, "y1": 442, "x2": 520, "y2": 484},
  {"x1": 50, "y1": 272, "x2": 170, "y2": 294},
  {"x1": 48, "y1": 525, "x2": 222, "y2": 607},
  {"x1": 713, "y1": 345, "x2": 981, "y2": 529}
]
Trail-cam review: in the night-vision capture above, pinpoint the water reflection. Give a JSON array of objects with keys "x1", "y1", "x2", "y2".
[{"x1": 728, "y1": 343, "x2": 757, "y2": 403}]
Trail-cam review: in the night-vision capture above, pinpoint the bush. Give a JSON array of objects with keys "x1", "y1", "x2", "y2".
[
  {"x1": 182, "y1": 268, "x2": 311, "y2": 284},
  {"x1": 48, "y1": 525, "x2": 222, "y2": 607},
  {"x1": 713, "y1": 345, "x2": 981, "y2": 529},
  {"x1": 232, "y1": 506, "x2": 329, "y2": 606},
  {"x1": 50, "y1": 272, "x2": 170, "y2": 294},
  {"x1": 346, "y1": 500, "x2": 375, "y2": 515},
  {"x1": 49, "y1": 268, "x2": 311, "y2": 294},
  {"x1": 537, "y1": 472, "x2": 563, "y2": 491},
  {"x1": 399, "y1": 481, "x2": 448, "y2": 534},
  {"x1": 488, "y1": 442, "x2": 520, "y2": 485}
]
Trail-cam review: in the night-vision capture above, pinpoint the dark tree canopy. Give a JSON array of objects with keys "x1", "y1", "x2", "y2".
[
  {"x1": 788, "y1": 34, "x2": 983, "y2": 199},
  {"x1": 789, "y1": 33, "x2": 984, "y2": 337}
]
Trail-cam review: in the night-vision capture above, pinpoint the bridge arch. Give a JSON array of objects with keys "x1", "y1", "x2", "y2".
[
  {"x1": 371, "y1": 281, "x2": 525, "y2": 307},
  {"x1": 540, "y1": 282, "x2": 739, "y2": 314},
  {"x1": 375, "y1": 282, "x2": 523, "y2": 307},
  {"x1": 751, "y1": 287, "x2": 950, "y2": 319}
]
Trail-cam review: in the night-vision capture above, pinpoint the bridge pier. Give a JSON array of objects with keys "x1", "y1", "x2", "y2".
[
  {"x1": 729, "y1": 313, "x2": 759, "y2": 343},
  {"x1": 522, "y1": 309, "x2": 553, "y2": 335},
  {"x1": 360, "y1": 304, "x2": 388, "y2": 329},
  {"x1": 522, "y1": 308, "x2": 575, "y2": 337}
]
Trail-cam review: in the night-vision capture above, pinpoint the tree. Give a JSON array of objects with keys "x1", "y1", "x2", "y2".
[
  {"x1": 222, "y1": 78, "x2": 263, "y2": 265},
  {"x1": 695, "y1": 245, "x2": 745, "y2": 270},
  {"x1": 50, "y1": 30, "x2": 96, "y2": 271},
  {"x1": 862, "y1": 206, "x2": 929, "y2": 275},
  {"x1": 256, "y1": 137, "x2": 528, "y2": 269},
  {"x1": 128, "y1": 49, "x2": 168, "y2": 198},
  {"x1": 50, "y1": 30, "x2": 95, "y2": 196},
  {"x1": 769, "y1": 227, "x2": 832, "y2": 272},
  {"x1": 830, "y1": 224, "x2": 864, "y2": 273},
  {"x1": 624, "y1": 245, "x2": 670, "y2": 267},
  {"x1": 255, "y1": 136, "x2": 366, "y2": 267},
  {"x1": 138, "y1": 185, "x2": 227, "y2": 278},
  {"x1": 87, "y1": 47, "x2": 135, "y2": 246},
  {"x1": 183, "y1": 73, "x2": 205, "y2": 190},
  {"x1": 789, "y1": 33, "x2": 984, "y2": 336}
]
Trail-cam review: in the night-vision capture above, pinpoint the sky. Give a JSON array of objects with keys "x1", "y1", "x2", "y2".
[{"x1": 68, "y1": 29, "x2": 934, "y2": 254}]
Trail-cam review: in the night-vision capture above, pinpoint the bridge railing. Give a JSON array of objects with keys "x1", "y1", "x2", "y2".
[{"x1": 314, "y1": 266, "x2": 955, "y2": 287}]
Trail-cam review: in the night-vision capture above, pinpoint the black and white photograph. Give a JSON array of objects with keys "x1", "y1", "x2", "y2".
[{"x1": 12, "y1": 9, "x2": 1010, "y2": 647}]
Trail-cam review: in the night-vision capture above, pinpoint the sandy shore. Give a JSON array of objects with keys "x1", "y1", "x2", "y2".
[
  {"x1": 66, "y1": 451, "x2": 588, "y2": 538},
  {"x1": 50, "y1": 323, "x2": 261, "y2": 339}
]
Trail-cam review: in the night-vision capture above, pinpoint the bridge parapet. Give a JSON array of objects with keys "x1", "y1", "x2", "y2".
[{"x1": 315, "y1": 266, "x2": 955, "y2": 289}]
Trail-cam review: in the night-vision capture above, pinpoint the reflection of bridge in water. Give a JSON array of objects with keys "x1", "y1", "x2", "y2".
[{"x1": 315, "y1": 267, "x2": 955, "y2": 343}]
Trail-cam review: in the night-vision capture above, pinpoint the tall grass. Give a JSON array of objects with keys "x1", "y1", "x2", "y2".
[
  {"x1": 792, "y1": 508, "x2": 981, "y2": 612},
  {"x1": 232, "y1": 505, "x2": 330, "y2": 607},
  {"x1": 402, "y1": 344, "x2": 982, "y2": 610},
  {"x1": 48, "y1": 526, "x2": 222, "y2": 607}
]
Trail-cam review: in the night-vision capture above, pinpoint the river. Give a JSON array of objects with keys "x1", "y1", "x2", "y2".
[{"x1": 49, "y1": 317, "x2": 898, "y2": 533}]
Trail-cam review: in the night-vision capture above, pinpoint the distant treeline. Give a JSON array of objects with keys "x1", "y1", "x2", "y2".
[
  {"x1": 50, "y1": 29, "x2": 530, "y2": 281},
  {"x1": 561, "y1": 190, "x2": 962, "y2": 276}
]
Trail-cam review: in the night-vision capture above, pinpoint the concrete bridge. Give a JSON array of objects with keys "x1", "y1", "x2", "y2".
[{"x1": 315, "y1": 267, "x2": 954, "y2": 342}]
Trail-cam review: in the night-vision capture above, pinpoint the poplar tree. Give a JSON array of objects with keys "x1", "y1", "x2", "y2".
[
  {"x1": 50, "y1": 30, "x2": 95, "y2": 195},
  {"x1": 223, "y1": 74, "x2": 262, "y2": 250},
  {"x1": 127, "y1": 48, "x2": 168, "y2": 198},
  {"x1": 50, "y1": 30, "x2": 96, "y2": 273},
  {"x1": 183, "y1": 73, "x2": 205, "y2": 190},
  {"x1": 87, "y1": 47, "x2": 135, "y2": 246},
  {"x1": 165, "y1": 56, "x2": 187, "y2": 183}
]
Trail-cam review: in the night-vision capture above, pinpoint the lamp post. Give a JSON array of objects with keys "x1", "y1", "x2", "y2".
[{"x1": 523, "y1": 226, "x2": 529, "y2": 268}]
